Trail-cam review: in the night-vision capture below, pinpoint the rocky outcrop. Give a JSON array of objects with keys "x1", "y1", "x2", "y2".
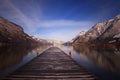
[
  {"x1": 0, "y1": 17, "x2": 39, "y2": 45},
  {"x1": 72, "y1": 14, "x2": 120, "y2": 45}
]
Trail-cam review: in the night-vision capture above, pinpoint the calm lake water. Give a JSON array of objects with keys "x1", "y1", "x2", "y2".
[
  {"x1": 0, "y1": 45, "x2": 52, "y2": 79},
  {"x1": 59, "y1": 45, "x2": 120, "y2": 80},
  {"x1": 0, "y1": 45, "x2": 120, "y2": 80}
]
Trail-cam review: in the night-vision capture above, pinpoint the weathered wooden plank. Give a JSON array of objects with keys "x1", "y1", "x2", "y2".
[
  {"x1": 7, "y1": 75, "x2": 95, "y2": 78},
  {"x1": 4, "y1": 77, "x2": 96, "y2": 80},
  {"x1": 3, "y1": 47, "x2": 98, "y2": 80}
]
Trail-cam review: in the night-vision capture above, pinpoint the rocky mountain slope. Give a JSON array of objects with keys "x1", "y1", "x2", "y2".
[
  {"x1": 72, "y1": 14, "x2": 120, "y2": 46},
  {"x1": 72, "y1": 30, "x2": 87, "y2": 43},
  {"x1": 64, "y1": 30, "x2": 87, "y2": 45},
  {"x1": 0, "y1": 17, "x2": 44, "y2": 46},
  {"x1": 96, "y1": 15, "x2": 120, "y2": 43}
]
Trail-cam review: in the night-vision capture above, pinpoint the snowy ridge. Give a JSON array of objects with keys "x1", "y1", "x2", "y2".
[{"x1": 72, "y1": 14, "x2": 120, "y2": 44}]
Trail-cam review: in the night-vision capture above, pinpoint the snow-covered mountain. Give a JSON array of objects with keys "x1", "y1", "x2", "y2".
[
  {"x1": 96, "y1": 15, "x2": 120, "y2": 43},
  {"x1": 32, "y1": 36, "x2": 63, "y2": 45},
  {"x1": 72, "y1": 30, "x2": 87, "y2": 42},
  {"x1": 72, "y1": 14, "x2": 120, "y2": 45}
]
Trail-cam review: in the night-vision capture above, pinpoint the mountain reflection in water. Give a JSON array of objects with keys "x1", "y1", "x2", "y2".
[
  {"x1": 1, "y1": 44, "x2": 120, "y2": 80},
  {"x1": 0, "y1": 45, "x2": 51, "y2": 78},
  {"x1": 59, "y1": 45, "x2": 120, "y2": 80},
  {"x1": 73, "y1": 46, "x2": 120, "y2": 73}
]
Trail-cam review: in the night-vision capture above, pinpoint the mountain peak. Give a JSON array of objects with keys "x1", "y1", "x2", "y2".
[
  {"x1": 72, "y1": 14, "x2": 120, "y2": 45},
  {"x1": 78, "y1": 30, "x2": 87, "y2": 36}
]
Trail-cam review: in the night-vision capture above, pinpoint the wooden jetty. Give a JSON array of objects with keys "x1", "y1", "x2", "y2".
[{"x1": 4, "y1": 47, "x2": 97, "y2": 80}]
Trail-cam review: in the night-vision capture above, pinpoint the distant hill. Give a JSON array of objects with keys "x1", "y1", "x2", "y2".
[{"x1": 0, "y1": 17, "x2": 47, "y2": 46}]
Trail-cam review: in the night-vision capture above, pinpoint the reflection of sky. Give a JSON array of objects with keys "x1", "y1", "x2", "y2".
[{"x1": 0, "y1": 0, "x2": 120, "y2": 41}]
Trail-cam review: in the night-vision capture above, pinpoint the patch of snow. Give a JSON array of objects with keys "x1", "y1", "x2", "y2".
[{"x1": 114, "y1": 33, "x2": 120, "y2": 38}]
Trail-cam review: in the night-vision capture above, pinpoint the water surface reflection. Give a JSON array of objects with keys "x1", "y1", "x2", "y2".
[
  {"x1": 59, "y1": 45, "x2": 120, "y2": 80},
  {"x1": 1, "y1": 44, "x2": 120, "y2": 80},
  {"x1": 0, "y1": 45, "x2": 51, "y2": 78}
]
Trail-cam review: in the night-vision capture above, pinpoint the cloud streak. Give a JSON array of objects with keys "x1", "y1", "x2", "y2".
[
  {"x1": 4, "y1": 0, "x2": 37, "y2": 29},
  {"x1": 34, "y1": 29, "x2": 82, "y2": 42},
  {"x1": 39, "y1": 20, "x2": 94, "y2": 28},
  {"x1": 0, "y1": 0, "x2": 95, "y2": 41},
  {"x1": 2, "y1": 0, "x2": 94, "y2": 29}
]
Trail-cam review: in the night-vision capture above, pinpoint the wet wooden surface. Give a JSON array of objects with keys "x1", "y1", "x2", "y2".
[{"x1": 4, "y1": 47, "x2": 98, "y2": 80}]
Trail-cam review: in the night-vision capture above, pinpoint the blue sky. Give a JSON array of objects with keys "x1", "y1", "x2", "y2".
[{"x1": 0, "y1": 0, "x2": 120, "y2": 41}]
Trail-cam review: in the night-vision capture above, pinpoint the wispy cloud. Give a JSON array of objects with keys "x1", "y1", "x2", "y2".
[
  {"x1": 1, "y1": 0, "x2": 94, "y2": 41},
  {"x1": 4, "y1": 0, "x2": 38, "y2": 30},
  {"x1": 34, "y1": 29, "x2": 82, "y2": 42},
  {"x1": 32, "y1": 20, "x2": 93, "y2": 41},
  {"x1": 2, "y1": 0, "x2": 94, "y2": 29},
  {"x1": 39, "y1": 20, "x2": 94, "y2": 28}
]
